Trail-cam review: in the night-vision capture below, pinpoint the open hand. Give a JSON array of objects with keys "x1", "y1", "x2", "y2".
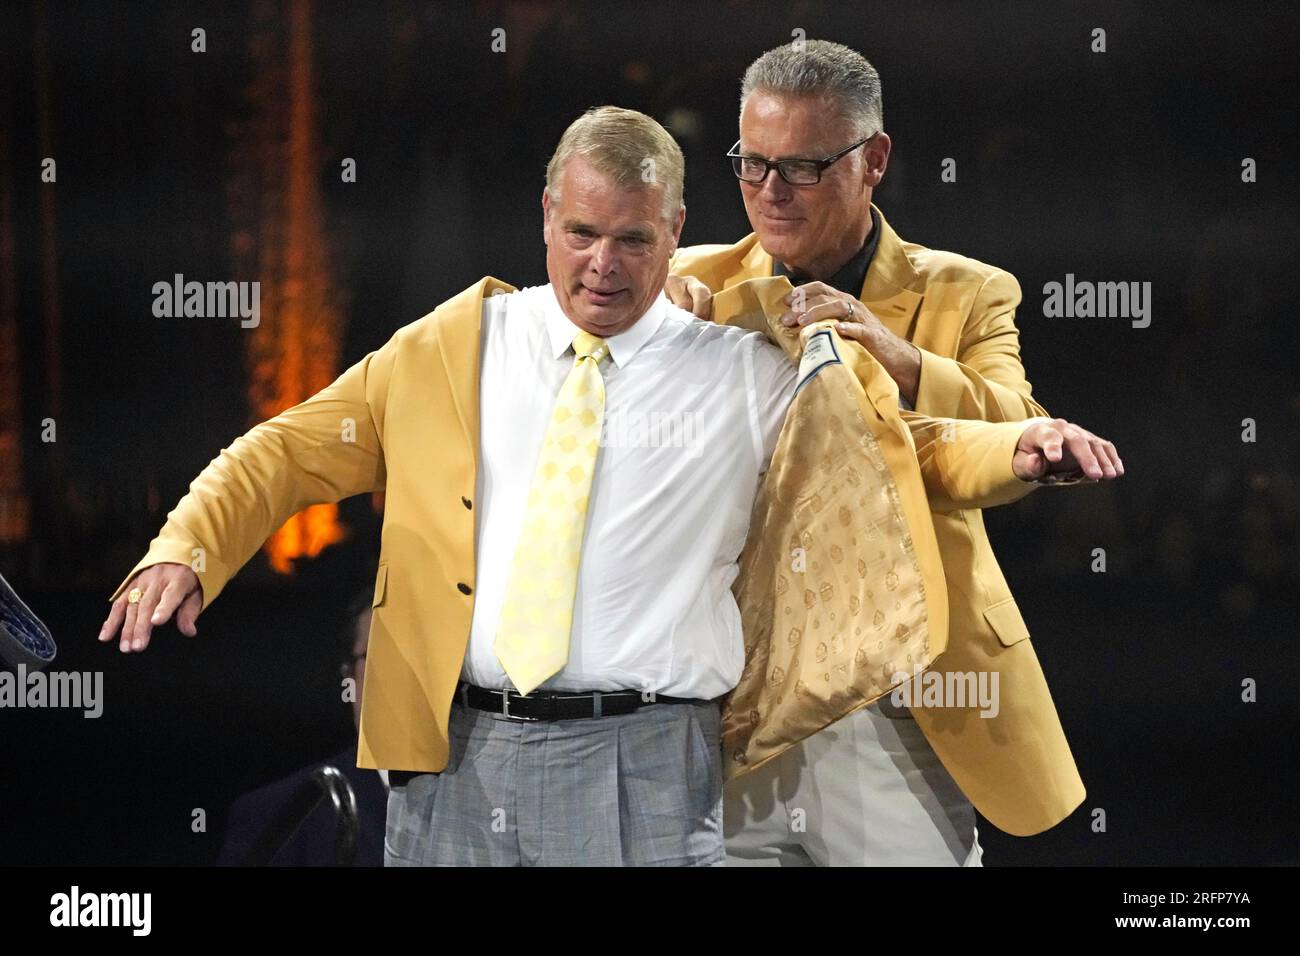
[{"x1": 98, "y1": 562, "x2": 203, "y2": 653}]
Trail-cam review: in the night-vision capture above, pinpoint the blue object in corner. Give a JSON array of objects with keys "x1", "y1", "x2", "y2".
[{"x1": 0, "y1": 571, "x2": 56, "y2": 670}]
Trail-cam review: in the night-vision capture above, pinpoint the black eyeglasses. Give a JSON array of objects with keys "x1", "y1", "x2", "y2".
[{"x1": 727, "y1": 133, "x2": 877, "y2": 185}]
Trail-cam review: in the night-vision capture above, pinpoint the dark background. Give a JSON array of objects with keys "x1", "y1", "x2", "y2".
[{"x1": 1, "y1": 0, "x2": 1297, "y2": 865}]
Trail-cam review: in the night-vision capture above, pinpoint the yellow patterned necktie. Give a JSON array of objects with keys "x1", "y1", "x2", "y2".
[{"x1": 494, "y1": 328, "x2": 611, "y2": 695}]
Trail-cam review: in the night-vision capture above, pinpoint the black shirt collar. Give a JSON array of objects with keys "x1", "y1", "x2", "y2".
[{"x1": 773, "y1": 206, "x2": 881, "y2": 296}]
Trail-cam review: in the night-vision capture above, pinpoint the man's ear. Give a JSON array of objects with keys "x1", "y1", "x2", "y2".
[
  {"x1": 864, "y1": 131, "x2": 892, "y2": 188},
  {"x1": 669, "y1": 202, "x2": 686, "y2": 253},
  {"x1": 542, "y1": 187, "x2": 553, "y2": 244}
]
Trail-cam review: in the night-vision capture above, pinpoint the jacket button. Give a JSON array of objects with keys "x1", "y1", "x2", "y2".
[
  {"x1": 457, "y1": 583, "x2": 472, "y2": 595},
  {"x1": 461, "y1": 496, "x2": 472, "y2": 509}
]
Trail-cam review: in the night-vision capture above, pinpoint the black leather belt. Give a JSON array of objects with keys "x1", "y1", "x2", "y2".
[
  {"x1": 457, "y1": 680, "x2": 706, "y2": 720},
  {"x1": 387, "y1": 681, "x2": 711, "y2": 788}
]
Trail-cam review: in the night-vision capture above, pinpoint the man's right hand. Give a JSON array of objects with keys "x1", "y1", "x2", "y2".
[
  {"x1": 664, "y1": 273, "x2": 713, "y2": 320},
  {"x1": 98, "y1": 563, "x2": 203, "y2": 653}
]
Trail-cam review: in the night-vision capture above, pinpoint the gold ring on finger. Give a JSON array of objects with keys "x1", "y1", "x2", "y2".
[{"x1": 128, "y1": 587, "x2": 144, "y2": 605}]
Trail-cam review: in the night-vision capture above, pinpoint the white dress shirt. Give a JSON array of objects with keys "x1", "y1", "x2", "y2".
[{"x1": 461, "y1": 284, "x2": 797, "y2": 699}]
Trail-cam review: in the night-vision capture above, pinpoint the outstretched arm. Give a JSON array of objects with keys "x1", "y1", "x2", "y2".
[
  {"x1": 902, "y1": 411, "x2": 1122, "y2": 514},
  {"x1": 99, "y1": 338, "x2": 396, "y2": 652},
  {"x1": 838, "y1": 331, "x2": 1120, "y2": 513}
]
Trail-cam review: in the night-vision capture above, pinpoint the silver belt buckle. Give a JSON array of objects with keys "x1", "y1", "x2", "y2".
[{"x1": 500, "y1": 687, "x2": 537, "y2": 722}]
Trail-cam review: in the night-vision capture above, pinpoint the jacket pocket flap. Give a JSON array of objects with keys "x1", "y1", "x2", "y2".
[
  {"x1": 983, "y1": 596, "x2": 1030, "y2": 647},
  {"x1": 372, "y1": 564, "x2": 389, "y2": 607}
]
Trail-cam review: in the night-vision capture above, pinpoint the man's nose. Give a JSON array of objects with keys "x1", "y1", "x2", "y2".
[
  {"x1": 759, "y1": 168, "x2": 793, "y2": 204},
  {"x1": 589, "y1": 237, "x2": 619, "y2": 274}
]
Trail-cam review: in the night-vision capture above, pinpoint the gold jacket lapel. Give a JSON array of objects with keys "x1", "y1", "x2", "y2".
[
  {"x1": 859, "y1": 207, "x2": 924, "y2": 340},
  {"x1": 432, "y1": 277, "x2": 516, "y2": 458}
]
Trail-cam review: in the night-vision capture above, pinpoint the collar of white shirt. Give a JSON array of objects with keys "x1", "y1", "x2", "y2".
[{"x1": 541, "y1": 285, "x2": 669, "y2": 369}]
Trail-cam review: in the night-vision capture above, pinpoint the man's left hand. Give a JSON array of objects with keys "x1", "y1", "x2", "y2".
[
  {"x1": 781, "y1": 282, "x2": 921, "y2": 403},
  {"x1": 1013, "y1": 418, "x2": 1124, "y2": 482},
  {"x1": 780, "y1": 281, "x2": 877, "y2": 331}
]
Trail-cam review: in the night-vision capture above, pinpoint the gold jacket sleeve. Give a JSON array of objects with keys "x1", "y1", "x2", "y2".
[
  {"x1": 834, "y1": 333, "x2": 1038, "y2": 515},
  {"x1": 106, "y1": 341, "x2": 396, "y2": 612},
  {"x1": 912, "y1": 269, "x2": 1050, "y2": 421}
]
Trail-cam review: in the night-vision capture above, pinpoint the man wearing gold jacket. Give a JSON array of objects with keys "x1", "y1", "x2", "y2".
[{"x1": 667, "y1": 40, "x2": 1121, "y2": 864}]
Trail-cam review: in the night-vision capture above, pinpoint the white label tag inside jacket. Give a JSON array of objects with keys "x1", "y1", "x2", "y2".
[{"x1": 795, "y1": 328, "x2": 842, "y2": 395}]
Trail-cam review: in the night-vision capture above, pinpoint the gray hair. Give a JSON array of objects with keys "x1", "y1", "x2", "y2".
[
  {"x1": 740, "y1": 40, "x2": 883, "y2": 139},
  {"x1": 546, "y1": 106, "x2": 685, "y2": 222}
]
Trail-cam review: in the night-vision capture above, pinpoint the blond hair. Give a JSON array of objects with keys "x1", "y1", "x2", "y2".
[{"x1": 546, "y1": 106, "x2": 684, "y2": 221}]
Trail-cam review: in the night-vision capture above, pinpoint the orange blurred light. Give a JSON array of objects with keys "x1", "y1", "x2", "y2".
[{"x1": 239, "y1": 0, "x2": 347, "y2": 574}]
